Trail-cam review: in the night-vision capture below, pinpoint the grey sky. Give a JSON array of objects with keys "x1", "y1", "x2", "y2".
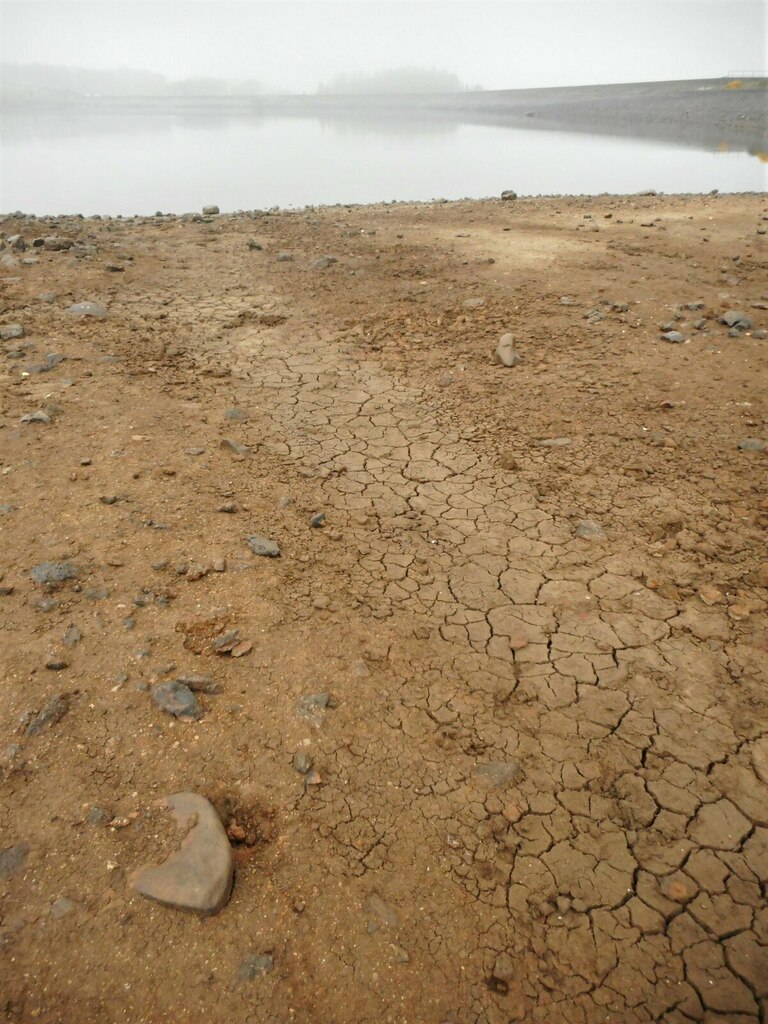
[{"x1": 1, "y1": 0, "x2": 765, "y2": 93}]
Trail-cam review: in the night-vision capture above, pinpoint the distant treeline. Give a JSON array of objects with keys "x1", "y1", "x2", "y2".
[
  {"x1": 317, "y1": 68, "x2": 472, "y2": 94},
  {"x1": 0, "y1": 63, "x2": 267, "y2": 99},
  {"x1": 1, "y1": 62, "x2": 473, "y2": 101}
]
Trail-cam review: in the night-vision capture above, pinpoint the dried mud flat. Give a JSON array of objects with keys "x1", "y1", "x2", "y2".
[{"x1": 1, "y1": 193, "x2": 767, "y2": 1024}]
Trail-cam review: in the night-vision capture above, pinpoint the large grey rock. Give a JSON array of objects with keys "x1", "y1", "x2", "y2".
[
  {"x1": 67, "y1": 302, "x2": 107, "y2": 318},
  {"x1": 494, "y1": 334, "x2": 522, "y2": 367},
  {"x1": 247, "y1": 535, "x2": 280, "y2": 558},
  {"x1": 721, "y1": 310, "x2": 753, "y2": 331},
  {"x1": 0, "y1": 323, "x2": 24, "y2": 340},
  {"x1": 202, "y1": 205, "x2": 220, "y2": 215},
  {"x1": 661, "y1": 331, "x2": 685, "y2": 344},
  {"x1": 130, "y1": 792, "x2": 234, "y2": 915},
  {"x1": 738, "y1": 438, "x2": 766, "y2": 452},
  {"x1": 500, "y1": 190, "x2": 518, "y2": 201}
]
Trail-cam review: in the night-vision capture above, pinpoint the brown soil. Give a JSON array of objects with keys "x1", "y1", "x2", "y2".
[{"x1": 1, "y1": 193, "x2": 767, "y2": 1024}]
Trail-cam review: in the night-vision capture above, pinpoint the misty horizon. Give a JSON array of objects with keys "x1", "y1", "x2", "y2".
[{"x1": 1, "y1": 1, "x2": 765, "y2": 97}]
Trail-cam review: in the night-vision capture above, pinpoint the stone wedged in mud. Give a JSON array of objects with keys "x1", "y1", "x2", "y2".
[{"x1": 130, "y1": 792, "x2": 234, "y2": 915}]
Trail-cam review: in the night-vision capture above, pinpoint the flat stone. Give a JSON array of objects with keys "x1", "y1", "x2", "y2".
[
  {"x1": 67, "y1": 302, "x2": 107, "y2": 318},
  {"x1": 539, "y1": 437, "x2": 572, "y2": 448},
  {"x1": 462, "y1": 297, "x2": 485, "y2": 309},
  {"x1": 474, "y1": 761, "x2": 524, "y2": 787},
  {"x1": 494, "y1": 333, "x2": 522, "y2": 367},
  {"x1": 293, "y1": 750, "x2": 313, "y2": 774},
  {"x1": 220, "y1": 438, "x2": 251, "y2": 456},
  {"x1": 20, "y1": 411, "x2": 51, "y2": 424},
  {"x1": 25, "y1": 695, "x2": 68, "y2": 735},
  {"x1": 151, "y1": 681, "x2": 201, "y2": 720},
  {"x1": 247, "y1": 535, "x2": 280, "y2": 558},
  {"x1": 130, "y1": 792, "x2": 234, "y2": 915},
  {"x1": 31, "y1": 561, "x2": 79, "y2": 586},
  {"x1": 224, "y1": 408, "x2": 248, "y2": 421},
  {"x1": 661, "y1": 331, "x2": 686, "y2": 344},
  {"x1": 575, "y1": 519, "x2": 605, "y2": 539},
  {"x1": 309, "y1": 512, "x2": 325, "y2": 528},
  {"x1": 50, "y1": 897, "x2": 76, "y2": 919},
  {"x1": 738, "y1": 438, "x2": 766, "y2": 452},
  {"x1": 298, "y1": 692, "x2": 330, "y2": 721},
  {"x1": 235, "y1": 953, "x2": 274, "y2": 983},
  {"x1": 0, "y1": 323, "x2": 24, "y2": 340},
  {"x1": 174, "y1": 675, "x2": 221, "y2": 695},
  {"x1": 0, "y1": 844, "x2": 29, "y2": 881}
]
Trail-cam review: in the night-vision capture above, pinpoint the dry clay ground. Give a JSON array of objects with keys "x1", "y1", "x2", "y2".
[{"x1": 1, "y1": 193, "x2": 767, "y2": 1024}]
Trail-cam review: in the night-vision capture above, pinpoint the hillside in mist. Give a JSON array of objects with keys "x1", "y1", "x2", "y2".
[{"x1": 317, "y1": 67, "x2": 471, "y2": 94}]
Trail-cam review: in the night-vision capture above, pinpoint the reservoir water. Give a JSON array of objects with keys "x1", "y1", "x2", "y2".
[{"x1": 1, "y1": 109, "x2": 764, "y2": 215}]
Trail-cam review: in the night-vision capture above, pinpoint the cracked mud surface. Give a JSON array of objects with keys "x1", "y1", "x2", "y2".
[{"x1": 1, "y1": 193, "x2": 767, "y2": 1022}]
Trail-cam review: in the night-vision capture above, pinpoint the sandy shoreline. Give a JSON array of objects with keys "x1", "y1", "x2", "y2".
[{"x1": 1, "y1": 192, "x2": 767, "y2": 1022}]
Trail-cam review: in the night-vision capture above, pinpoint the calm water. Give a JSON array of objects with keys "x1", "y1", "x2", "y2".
[{"x1": 1, "y1": 110, "x2": 765, "y2": 215}]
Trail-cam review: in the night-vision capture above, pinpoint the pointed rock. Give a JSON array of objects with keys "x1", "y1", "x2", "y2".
[{"x1": 130, "y1": 792, "x2": 234, "y2": 915}]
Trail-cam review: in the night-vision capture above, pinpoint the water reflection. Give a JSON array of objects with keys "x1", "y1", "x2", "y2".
[{"x1": 0, "y1": 110, "x2": 764, "y2": 215}]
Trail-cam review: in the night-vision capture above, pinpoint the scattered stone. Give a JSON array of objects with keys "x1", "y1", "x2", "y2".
[
  {"x1": 130, "y1": 792, "x2": 234, "y2": 915},
  {"x1": 31, "y1": 562, "x2": 78, "y2": 586},
  {"x1": 0, "y1": 844, "x2": 29, "y2": 881},
  {"x1": 42, "y1": 237, "x2": 74, "y2": 251},
  {"x1": 211, "y1": 630, "x2": 242, "y2": 654},
  {"x1": 661, "y1": 331, "x2": 686, "y2": 344},
  {"x1": 217, "y1": 503, "x2": 237, "y2": 514},
  {"x1": 185, "y1": 447, "x2": 206, "y2": 456},
  {"x1": 150, "y1": 681, "x2": 201, "y2": 720},
  {"x1": 175, "y1": 675, "x2": 221, "y2": 695},
  {"x1": 277, "y1": 496, "x2": 294, "y2": 508},
  {"x1": 44, "y1": 649, "x2": 69, "y2": 671},
  {"x1": 575, "y1": 519, "x2": 605, "y2": 540},
  {"x1": 474, "y1": 761, "x2": 524, "y2": 787},
  {"x1": 0, "y1": 323, "x2": 24, "y2": 340},
  {"x1": 66, "y1": 302, "x2": 107, "y2": 318},
  {"x1": 494, "y1": 334, "x2": 522, "y2": 367},
  {"x1": 224, "y1": 408, "x2": 248, "y2": 422},
  {"x1": 220, "y1": 438, "x2": 251, "y2": 456},
  {"x1": 231, "y1": 640, "x2": 252, "y2": 658},
  {"x1": 202, "y1": 205, "x2": 220, "y2": 216},
  {"x1": 247, "y1": 535, "x2": 280, "y2": 558},
  {"x1": 298, "y1": 692, "x2": 331, "y2": 721},
  {"x1": 539, "y1": 437, "x2": 571, "y2": 448},
  {"x1": 25, "y1": 695, "x2": 69, "y2": 735},
  {"x1": 311, "y1": 256, "x2": 337, "y2": 270},
  {"x1": 50, "y1": 897, "x2": 76, "y2": 919},
  {"x1": 305, "y1": 768, "x2": 322, "y2": 786},
  {"x1": 721, "y1": 310, "x2": 753, "y2": 331},
  {"x1": 276, "y1": 252, "x2": 293, "y2": 262},
  {"x1": 87, "y1": 806, "x2": 110, "y2": 826},
  {"x1": 754, "y1": 328, "x2": 767, "y2": 339},
  {"x1": 235, "y1": 953, "x2": 274, "y2": 983},
  {"x1": 585, "y1": 308, "x2": 604, "y2": 324},
  {"x1": 462, "y1": 297, "x2": 485, "y2": 310},
  {"x1": 500, "y1": 190, "x2": 517, "y2": 201},
  {"x1": 211, "y1": 558, "x2": 226, "y2": 572},
  {"x1": 560, "y1": 295, "x2": 575, "y2": 305},
  {"x1": 186, "y1": 563, "x2": 210, "y2": 581},
  {"x1": 20, "y1": 410, "x2": 52, "y2": 425},
  {"x1": 246, "y1": 239, "x2": 263, "y2": 250},
  {"x1": 309, "y1": 512, "x2": 325, "y2": 528},
  {"x1": 737, "y1": 438, "x2": 766, "y2": 452},
  {"x1": 293, "y1": 750, "x2": 313, "y2": 774}
]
